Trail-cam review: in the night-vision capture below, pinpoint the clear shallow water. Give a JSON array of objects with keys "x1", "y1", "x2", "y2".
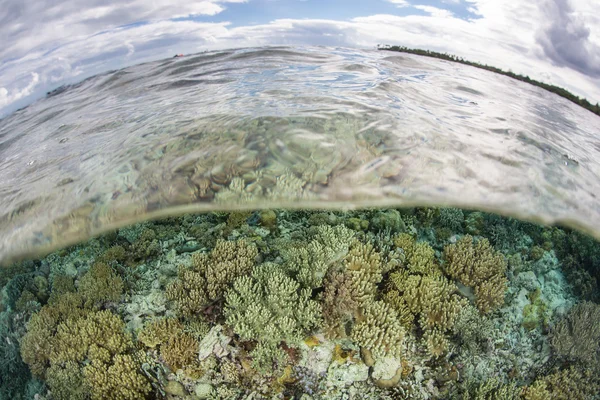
[{"x1": 1, "y1": 46, "x2": 599, "y2": 265}]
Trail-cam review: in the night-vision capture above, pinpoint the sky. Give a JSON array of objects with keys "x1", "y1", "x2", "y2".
[{"x1": 0, "y1": 0, "x2": 599, "y2": 116}]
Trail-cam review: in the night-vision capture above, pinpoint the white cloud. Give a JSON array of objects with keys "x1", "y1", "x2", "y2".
[
  {"x1": 413, "y1": 5, "x2": 454, "y2": 18},
  {"x1": 386, "y1": 0, "x2": 410, "y2": 7},
  {"x1": 1, "y1": 0, "x2": 599, "y2": 115},
  {"x1": 0, "y1": 72, "x2": 39, "y2": 108}
]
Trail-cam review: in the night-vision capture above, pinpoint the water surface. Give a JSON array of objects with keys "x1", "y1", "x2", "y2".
[{"x1": 1, "y1": 46, "x2": 599, "y2": 265}]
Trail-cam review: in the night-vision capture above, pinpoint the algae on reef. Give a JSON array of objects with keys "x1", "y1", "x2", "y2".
[{"x1": 2, "y1": 207, "x2": 600, "y2": 399}]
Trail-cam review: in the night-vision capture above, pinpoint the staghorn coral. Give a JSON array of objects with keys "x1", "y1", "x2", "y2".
[
  {"x1": 166, "y1": 239, "x2": 258, "y2": 316},
  {"x1": 423, "y1": 328, "x2": 449, "y2": 358},
  {"x1": 20, "y1": 261, "x2": 150, "y2": 400},
  {"x1": 393, "y1": 233, "x2": 440, "y2": 276},
  {"x1": 129, "y1": 228, "x2": 161, "y2": 262},
  {"x1": 322, "y1": 270, "x2": 361, "y2": 337},
  {"x1": 387, "y1": 272, "x2": 464, "y2": 331},
  {"x1": 20, "y1": 292, "x2": 86, "y2": 377},
  {"x1": 48, "y1": 274, "x2": 76, "y2": 303},
  {"x1": 384, "y1": 236, "x2": 466, "y2": 357},
  {"x1": 49, "y1": 310, "x2": 131, "y2": 365},
  {"x1": 550, "y1": 301, "x2": 600, "y2": 364},
  {"x1": 351, "y1": 300, "x2": 405, "y2": 361},
  {"x1": 443, "y1": 235, "x2": 508, "y2": 313},
  {"x1": 77, "y1": 262, "x2": 124, "y2": 309},
  {"x1": 280, "y1": 224, "x2": 355, "y2": 288}
]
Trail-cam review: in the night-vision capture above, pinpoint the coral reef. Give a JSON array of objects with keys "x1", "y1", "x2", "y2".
[
  {"x1": 550, "y1": 301, "x2": 600, "y2": 364},
  {"x1": 351, "y1": 300, "x2": 405, "y2": 360},
  {"x1": 521, "y1": 367, "x2": 599, "y2": 400},
  {"x1": 3, "y1": 208, "x2": 600, "y2": 399},
  {"x1": 166, "y1": 238, "x2": 258, "y2": 316},
  {"x1": 224, "y1": 263, "x2": 321, "y2": 373},
  {"x1": 443, "y1": 235, "x2": 508, "y2": 312},
  {"x1": 279, "y1": 224, "x2": 354, "y2": 288}
]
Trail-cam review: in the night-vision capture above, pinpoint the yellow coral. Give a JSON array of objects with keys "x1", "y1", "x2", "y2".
[
  {"x1": 522, "y1": 367, "x2": 599, "y2": 400},
  {"x1": 46, "y1": 362, "x2": 88, "y2": 400},
  {"x1": 443, "y1": 235, "x2": 507, "y2": 313},
  {"x1": 166, "y1": 239, "x2": 257, "y2": 316},
  {"x1": 161, "y1": 332, "x2": 199, "y2": 370},
  {"x1": 138, "y1": 317, "x2": 184, "y2": 348},
  {"x1": 423, "y1": 328, "x2": 449, "y2": 357},
  {"x1": 78, "y1": 262, "x2": 123, "y2": 309},
  {"x1": 83, "y1": 354, "x2": 151, "y2": 400},
  {"x1": 351, "y1": 300, "x2": 405, "y2": 360}
]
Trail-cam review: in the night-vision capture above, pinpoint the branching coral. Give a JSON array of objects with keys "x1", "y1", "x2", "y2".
[
  {"x1": 385, "y1": 236, "x2": 466, "y2": 357},
  {"x1": 166, "y1": 239, "x2": 258, "y2": 316},
  {"x1": 351, "y1": 300, "x2": 405, "y2": 360},
  {"x1": 20, "y1": 261, "x2": 150, "y2": 399},
  {"x1": 161, "y1": 332, "x2": 199, "y2": 371},
  {"x1": 83, "y1": 353, "x2": 151, "y2": 400},
  {"x1": 138, "y1": 317, "x2": 184, "y2": 349},
  {"x1": 521, "y1": 367, "x2": 599, "y2": 400},
  {"x1": 46, "y1": 361, "x2": 88, "y2": 400},
  {"x1": 550, "y1": 301, "x2": 600, "y2": 363},
  {"x1": 322, "y1": 240, "x2": 387, "y2": 338},
  {"x1": 393, "y1": 233, "x2": 439, "y2": 276},
  {"x1": 77, "y1": 262, "x2": 123, "y2": 309},
  {"x1": 224, "y1": 263, "x2": 321, "y2": 373},
  {"x1": 463, "y1": 377, "x2": 520, "y2": 400},
  {"x1": 137, "y1": 317, "x2": 201, "y2": 371},
  {"x1": 443, "y1": 235, "x2": 507, "y2": 313},
  {"x1": 280, "y1": 224, "x2": 354, "y2": 288}
]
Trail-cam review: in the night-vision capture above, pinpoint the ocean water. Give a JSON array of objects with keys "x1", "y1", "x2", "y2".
[{"x1": 1, "y1": 47, "x2": 600, "y2": 399}]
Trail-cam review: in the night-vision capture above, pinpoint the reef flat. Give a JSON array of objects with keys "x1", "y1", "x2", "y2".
[{"x1": 2, "y1": 207, "x2": 600, "y2": 399}]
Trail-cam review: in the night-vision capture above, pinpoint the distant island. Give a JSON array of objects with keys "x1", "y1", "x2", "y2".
[{"x1": 378, "y1": 45, "x2": 600, "y2": 118}]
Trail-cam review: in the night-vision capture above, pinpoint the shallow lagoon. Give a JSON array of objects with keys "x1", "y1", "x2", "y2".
[{"x1": 1, "y1": 47, "x2": 600, "y2": 399}]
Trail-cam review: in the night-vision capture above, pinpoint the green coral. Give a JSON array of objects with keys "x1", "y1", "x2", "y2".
[
  {"x1": 280, "y1": 224, "x2": 354, "y2": 288},
  {"x1": 462, "y1": 378, "x2": 520, "y2": 400},
  {"x1": 224, "y1": 263, "x2": 321, "y2": 373},
  {"x1": 166, "y1": 239, "x2": 258, "y2": 316},
  {"x1": 521, "y1": 289, "x2": 549, "y2": 331},
  {"x1": 443, "y1": 235, "x2": 508, "y2": 313}
]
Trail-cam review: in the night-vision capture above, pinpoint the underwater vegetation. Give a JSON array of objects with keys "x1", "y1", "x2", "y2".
[{"x1": 1, "y1": 207, "x2": 600, "y2": 399}]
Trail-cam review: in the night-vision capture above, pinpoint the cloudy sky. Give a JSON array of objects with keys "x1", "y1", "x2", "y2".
[{"x1": 1, "y1": 0, "x2": 599, "y2": 116}]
